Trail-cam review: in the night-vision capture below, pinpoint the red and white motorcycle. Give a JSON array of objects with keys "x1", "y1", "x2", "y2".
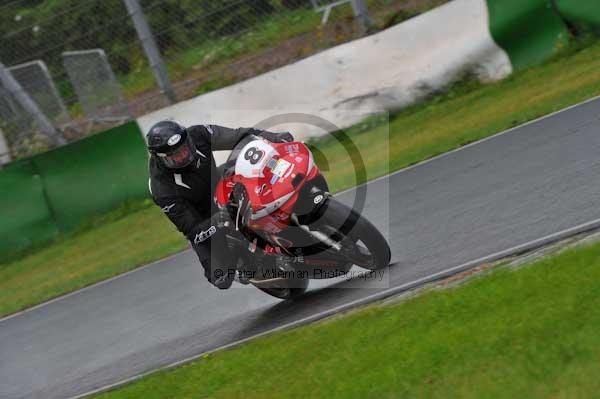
[{"x1": 215, "y1": 135, "x2": 391, "y2": 299}]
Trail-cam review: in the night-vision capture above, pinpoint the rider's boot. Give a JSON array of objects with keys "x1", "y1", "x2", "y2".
[{"x1": 235, "y1": 269, "x2": 251, "y2": 285}]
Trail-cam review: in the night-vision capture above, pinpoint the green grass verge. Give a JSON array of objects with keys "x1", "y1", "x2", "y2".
[
  {"x1": 1, "y1": 40, "x2": 600, "y2": 318},
  {"x1": 95, "y1": 239, "x2": 600, "y2": 398}
]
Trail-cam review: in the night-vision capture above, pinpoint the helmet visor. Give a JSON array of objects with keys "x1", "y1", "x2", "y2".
[{"x1": 158, "y1": 137, "x2": 196, "y2": 169}]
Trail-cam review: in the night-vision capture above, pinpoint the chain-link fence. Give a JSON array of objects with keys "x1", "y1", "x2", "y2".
[
  {"x1": 0, "y1": 0, "x2": 446, "y2": 161},
  {"x1": 0, "y1": 84, "x2": 28, "y2": 158},
  {"x1": 0, "y1": 75, "x2": 58, "y2": 159},
  {"x1": 63, "y1": 49, "x2": 130, "y2": 125}
]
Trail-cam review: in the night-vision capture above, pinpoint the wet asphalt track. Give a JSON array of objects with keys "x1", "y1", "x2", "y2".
[{"x1": 2, "y1": 97, "x2": 600, "y2": 398}]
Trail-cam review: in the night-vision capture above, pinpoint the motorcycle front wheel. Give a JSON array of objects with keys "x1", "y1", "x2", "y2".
[{"x1": 312, "y1": 197, "x2": 391, "y2": 270}]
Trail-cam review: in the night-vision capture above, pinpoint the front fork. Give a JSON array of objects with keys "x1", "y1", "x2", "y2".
[{"x1": 290, "y1": 212, "x2": 341, "y2": 251}]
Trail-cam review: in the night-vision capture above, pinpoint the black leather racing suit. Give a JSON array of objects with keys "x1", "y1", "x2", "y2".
[{"x1": 148, "y1": 124, "x2": 286, "y2": 289}]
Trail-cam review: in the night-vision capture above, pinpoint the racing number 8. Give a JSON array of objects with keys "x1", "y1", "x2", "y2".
[{"x1": 244, "y1": 147, "x2": 264, "y2": 165}]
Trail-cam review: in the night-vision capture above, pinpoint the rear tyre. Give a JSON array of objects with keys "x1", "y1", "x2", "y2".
[
  {"x1": 314, "y1": 198, "x2": 391, "y2": 270},
  {"x1": 257, "y1": 277, "x2": 309, "y2": 300}
]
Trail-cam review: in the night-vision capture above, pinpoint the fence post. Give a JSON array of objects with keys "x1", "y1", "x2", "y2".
[
  {"x1": 0, "y1": 127, "x2": 10, "y2": 167},
  {"x1": 123, "y1": 0, "x2": 177, "y2": 104},
  {"x1": 0, "y1": 62, "x2": 66, "y2": 146},
  {"x1": 350, "y1": 0, "x2": 374, "y2": 31}
]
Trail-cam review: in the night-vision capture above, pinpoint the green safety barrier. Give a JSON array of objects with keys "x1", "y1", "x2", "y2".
[
  {"x1": 0, "y1": 121, "x2": 149, "y2": 257},
  {"x1": 487, "y1": 0, "x2": 600, "y2": 70},
  {"x1": 554, "y1": 0, "x2": 600, "y2": 35},
  {"x1": 0, "y1": 159, "x2": 59, "y2": 255},
  {"x1": 486, "y1": 0, "x2": 570, "y2": 70},
  {"x1": 32, "y1": 122, "x2": 149, "y2": 231}
]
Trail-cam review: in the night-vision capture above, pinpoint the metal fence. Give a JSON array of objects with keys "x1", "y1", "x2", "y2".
[
  {"x1": 0, "y1": 84, "x2": 27, "y2": 160},
  {"x1": 8, "y1": 60, "x2": 69, "y2": 126},
  {"x1": 63, "y1": 49, "x2": 130, "y2": 125},
  {"x1": 0, "y1": 0, "x2": 446, "y2": 161}
]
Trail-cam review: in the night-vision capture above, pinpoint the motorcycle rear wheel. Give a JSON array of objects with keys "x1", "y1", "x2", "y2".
[{"x1": 257, "y1": 277, "x2": 309, "y2": 300}]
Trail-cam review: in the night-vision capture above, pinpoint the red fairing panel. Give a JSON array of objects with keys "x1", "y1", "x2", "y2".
[{"x1": 215, "y1": 140, "x2": 319, "y2": 232}]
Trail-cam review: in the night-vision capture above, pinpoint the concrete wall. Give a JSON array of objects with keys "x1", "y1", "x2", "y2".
[{"x1": 137, "y1": 0, "x2": 512, "y2": 152}]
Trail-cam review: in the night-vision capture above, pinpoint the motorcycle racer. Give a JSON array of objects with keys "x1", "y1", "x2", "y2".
[{"x1": 146, "y1": 120, "x2": 293, "y2": 289}]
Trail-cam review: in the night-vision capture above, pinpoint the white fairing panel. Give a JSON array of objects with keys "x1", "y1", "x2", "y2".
[{"x1": 235, "y1": 139, "x2": 278, "y2": 178}]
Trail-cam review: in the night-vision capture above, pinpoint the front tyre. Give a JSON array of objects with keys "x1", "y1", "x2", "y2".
[{"x1": 315, "y1": 198, "x2": 391, "y2": 270}]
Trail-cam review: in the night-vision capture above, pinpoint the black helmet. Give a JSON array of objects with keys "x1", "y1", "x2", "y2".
[{"x1": 146, "y1": 120, "x2": 197, "y2": 169}]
